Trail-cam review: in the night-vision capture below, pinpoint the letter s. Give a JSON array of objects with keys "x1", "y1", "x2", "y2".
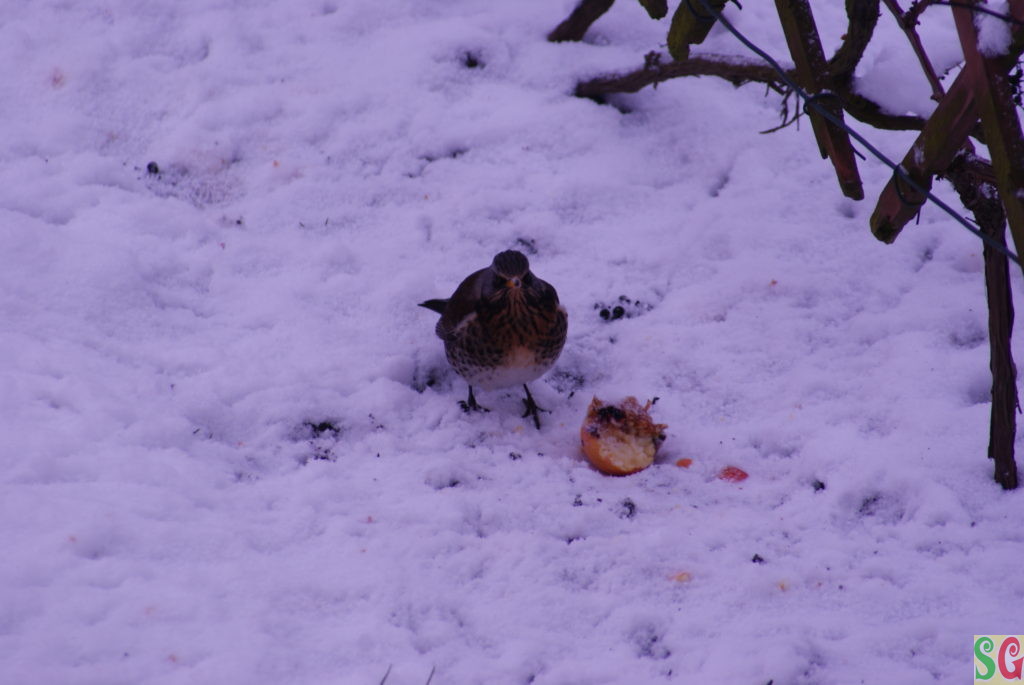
[{"x1": 976, "y1": 636, "x2": 996, "y2": 681}]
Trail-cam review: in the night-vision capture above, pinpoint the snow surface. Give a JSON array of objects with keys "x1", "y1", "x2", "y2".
[
  {"x1": 976, "y1": 0, "x2": 1013, "y2": 58},
  {"x1": 1, "y1": 1, "x2": 1022, "y2": 683}
]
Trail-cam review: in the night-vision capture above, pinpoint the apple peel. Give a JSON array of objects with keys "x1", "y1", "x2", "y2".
[{"x1": 718, "y1": 465, "x2": 749, "y2": 482}]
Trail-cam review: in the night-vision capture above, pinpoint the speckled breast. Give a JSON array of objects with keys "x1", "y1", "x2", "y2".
[{"x1": 445, "y1": 304, "x2": 567, "y2": 390}]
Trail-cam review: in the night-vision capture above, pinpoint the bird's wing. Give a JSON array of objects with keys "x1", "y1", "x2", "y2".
[
  {"x1": 535, "y1": 276, "x2": 560, "y2": 307},
  {"x1": 418, "y1": 299, "x2": 448, "y2": 314},
  {"x1": 436, "y1": 266, "x2": 488, "y2": 339}
]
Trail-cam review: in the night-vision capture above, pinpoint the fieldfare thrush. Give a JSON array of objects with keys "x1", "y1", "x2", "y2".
[{"x1": 420, "y1": 249, "x2": 568, "y2": 429}]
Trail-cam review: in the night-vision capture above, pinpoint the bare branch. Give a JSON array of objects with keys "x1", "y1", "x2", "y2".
[
  {"x1": 905, "y1": 0, "x2": 941, "y2": 26},
  {"x1": 955, "y1": 1, "x2": 1024, "y2": 274},
  {"x1": 548, "y1": 0, "x2": 616, "y2": 43},
  {"x1": 573, "y1": 53, "x2": 788, "y2": 99},
  {"x1": 829, "y1": 0, "x2": 881, "y2": 87},
  {"x1": 882, "y1": 0, "x2": 946, "y2": 100},
  {"x1": 571, "y1": 48, "x2": 933, "y2": 133},
  {"x1": 947, "y1": 149, "x2": 1019, "y2": 490},
  {"x1": 638, "y1": 0, "x2": 669, "y2": 20},
  {"x1": 776, "y1": 0, "x2": 864, "y2": 199},
  {"x1": 839, "y1": 92, "x2": 927, "y2": 130},
  {"x1": 870, "y1": 69, "x2": 977, "y2": 242}
]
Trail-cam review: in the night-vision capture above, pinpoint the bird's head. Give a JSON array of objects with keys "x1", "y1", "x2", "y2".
[
  {"x1": 474, "y1": 248, "x2": 559, "y2": 315},
  {"x1": 487, "y1": 249, "x2": 534, "y2": 295}
]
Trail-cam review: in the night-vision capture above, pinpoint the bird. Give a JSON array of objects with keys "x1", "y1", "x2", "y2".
[{"x1": 419, "y1": 249, "x2": 568, "y2": 429}]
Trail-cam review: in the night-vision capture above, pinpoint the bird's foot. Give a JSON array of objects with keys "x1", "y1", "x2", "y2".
[
  {"x1": 459, "y1": 387, "x2": 490, "y2": 413},
  {"x1": 521, "y1": 384, "x2": 549, "y2": 430}
]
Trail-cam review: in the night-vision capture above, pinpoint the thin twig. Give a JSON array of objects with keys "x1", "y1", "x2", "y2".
[
  {"x1": 760, "y1": 89, "x2": 803, "y2": 133},
  {"x1": 882, "y1": 0, "x2": 946, "y2": 100},
  {"x1": 905, "y1": 0, "x2": 941, "y2": 26}
]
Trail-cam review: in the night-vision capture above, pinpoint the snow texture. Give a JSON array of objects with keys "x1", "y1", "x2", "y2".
[
  {"x1": 1, "y1": 1, "x2": 1021, "y2": 683},
  {"x1": 976, "y1": 0, "x2": 1012, "y2": 58}
]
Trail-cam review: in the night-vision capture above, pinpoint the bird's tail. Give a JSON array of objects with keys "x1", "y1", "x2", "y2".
[{"x1": 418, "y1": 299, "x2": 448, "y2": 314}]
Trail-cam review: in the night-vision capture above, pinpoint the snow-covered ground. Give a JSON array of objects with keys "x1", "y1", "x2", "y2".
[{"x1": 1, "y1": 1, "x2": 1020, "y2": 682}]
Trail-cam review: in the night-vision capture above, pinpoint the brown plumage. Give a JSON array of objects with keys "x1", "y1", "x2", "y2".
[{"x1": 420, "y1": 250, "x2": 568, "y2": 429}]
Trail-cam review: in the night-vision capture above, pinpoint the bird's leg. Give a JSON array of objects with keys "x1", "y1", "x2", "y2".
[
  {"x1": 459, "y1": 386, "x2": 489, "y2": 413},
  {"x1": 521, "y1": 384, "x2": 549, "y2": 430}
]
